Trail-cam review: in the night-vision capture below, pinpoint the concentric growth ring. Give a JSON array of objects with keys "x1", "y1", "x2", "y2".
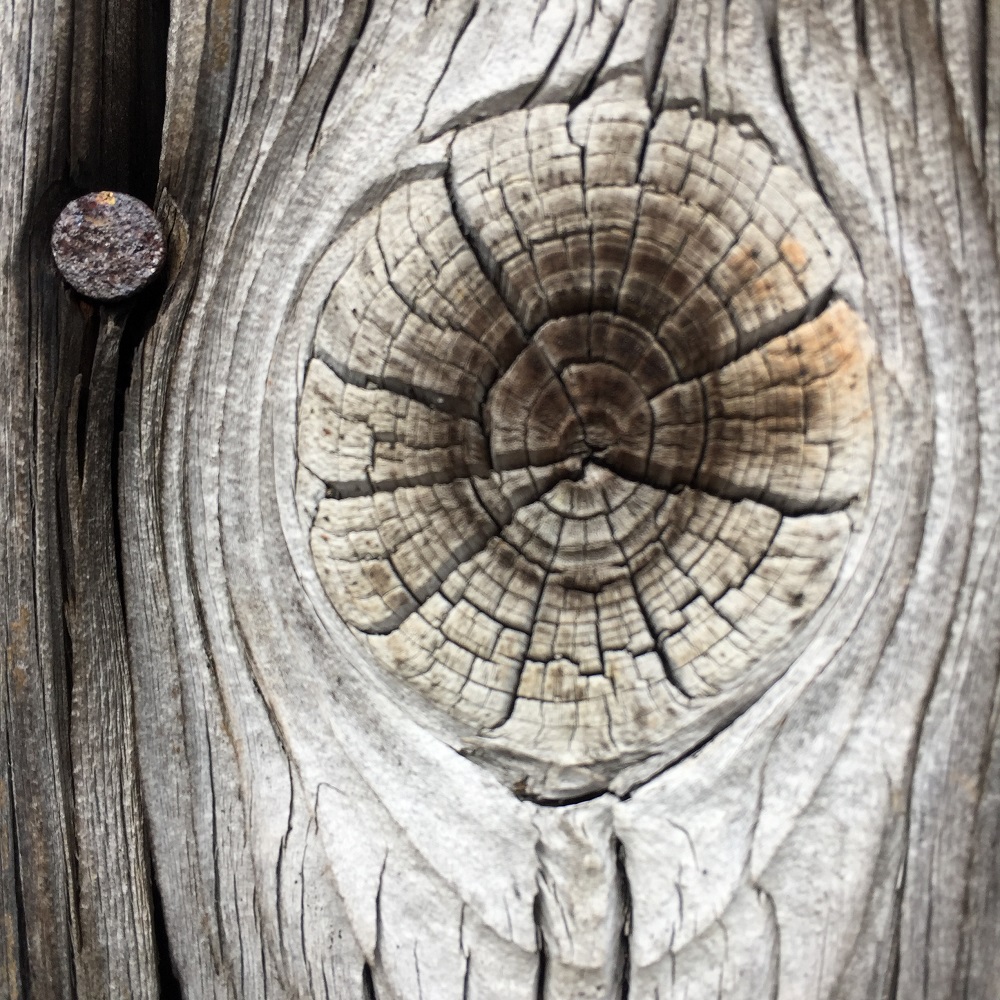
[{"x1": 296, "y1": 100, "x2": 875, "y2": 770}]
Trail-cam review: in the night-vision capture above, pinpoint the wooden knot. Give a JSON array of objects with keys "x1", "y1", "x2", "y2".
[{"x1": 296, "y1": 101, "x2": 875, "y2": 775}]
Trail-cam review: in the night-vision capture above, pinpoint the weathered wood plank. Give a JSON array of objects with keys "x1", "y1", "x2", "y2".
[
  {"x1": 74, "y1": 0, "x2": 1000, "y2": 997},
  {"x1": 5, "y1": 0, "x2": 995, "y2": 995},
  {"x1": 67, "y1": 312, "x2": 158, "y2": 999},
  {"x1": 777, "y1": 3, "x2": 1000, "y2": 998},
  {"x1": 2, "y1": 2, "x2": 82, "y2": 995},
  {"x1": 2, "y1": 0, "x2": 163, "y2": 995}
]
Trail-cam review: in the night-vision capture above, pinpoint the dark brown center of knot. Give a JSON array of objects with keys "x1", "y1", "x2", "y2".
[{"x1": 485, "y1": 313, "x2": 676, "y2": 488}]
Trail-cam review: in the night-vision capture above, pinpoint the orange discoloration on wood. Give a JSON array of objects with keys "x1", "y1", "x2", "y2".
[
  {"x1": 727, "y1": 244, "x2": 761, "y2": 283},
  {"x1": 780, "y1": 235, "x2": 809, "y2": 271},
  {"x1": 795, "y1": 300, "x2": 872, "y2": 371},
  {"x1": 750, "y1": 272, "x2": 777, "y2": 300}
]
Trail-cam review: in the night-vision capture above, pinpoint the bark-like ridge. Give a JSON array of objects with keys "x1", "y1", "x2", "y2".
[{"x1": 296, "y1": 99, "x2": 875, "y2": 768}]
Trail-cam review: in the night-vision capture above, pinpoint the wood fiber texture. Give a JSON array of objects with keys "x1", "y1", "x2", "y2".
[
  {"x1": 117, "y1": 0, "x2": 1000, "y2": 995},
  {"x1": 1, "y1": 0, "x2": 162, "y2": 995},
  {"x1": 298, "y1": 105, "x2": 875, "y2": 776},
  {"x1": 2, "y1": 0, "x2": 997, "y2": 997}
]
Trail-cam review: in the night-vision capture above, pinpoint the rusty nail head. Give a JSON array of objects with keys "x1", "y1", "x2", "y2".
[{"x1": 51, "y1": 191, "x2": 166, "y2": 301}]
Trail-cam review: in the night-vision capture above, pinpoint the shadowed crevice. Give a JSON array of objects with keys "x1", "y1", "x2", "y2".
[
  {"x1": 616, "y1": 837, "x2": 632, "y2": 1000},
  {"x1": 362, "y1": 962, "x2": 379, "y2": 1000},
  {"x1": 533, "y1": 890, "x2": 548, "y2": 1000},
  {"x1": 309, "y1": 0, "x2": 376, "y2": 155},
  {"x1": 313, "y1": 345, "x2": 481, "y2": 421},
  {"x1": 149, "y1": 859, "x2": 183, "y2": 999}
]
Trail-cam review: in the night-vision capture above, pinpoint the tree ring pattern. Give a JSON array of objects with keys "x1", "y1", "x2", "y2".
[{"x1": 296, "y1": 102, "x2": 875, "y2": 768}]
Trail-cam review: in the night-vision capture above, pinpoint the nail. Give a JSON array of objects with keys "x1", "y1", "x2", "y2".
[{"x1": 51, "y1": 191, "x2": 166, "y2": 301}]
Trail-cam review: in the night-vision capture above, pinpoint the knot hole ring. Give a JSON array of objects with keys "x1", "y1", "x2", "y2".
[{"x1": 295, "y1": 101, "x2": 876, "y2": 788}]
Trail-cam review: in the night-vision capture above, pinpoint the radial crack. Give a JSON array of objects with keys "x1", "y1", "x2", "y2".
[{"x1": 297, "y1": 99, "x2": 875, "y2": 775}]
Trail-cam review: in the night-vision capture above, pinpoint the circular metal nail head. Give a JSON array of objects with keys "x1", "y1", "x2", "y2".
[{"x1": 51, "y1": 191, "x2": 165, "y2": 301}]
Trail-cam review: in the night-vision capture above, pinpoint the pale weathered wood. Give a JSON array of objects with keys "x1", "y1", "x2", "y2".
[
  {"x1": 3, "y1": 0, "x2": 999, "y2": 997},
  {"x1": 117, "y1": 2, "x2": 997, "y2": 997},
  {"x1": 114, "y1": 0, "x2": 1000, "y2": 996}
]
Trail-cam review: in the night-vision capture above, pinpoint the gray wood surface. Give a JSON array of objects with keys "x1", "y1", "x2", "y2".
[
  {"x1": 1, "y1": 0, "x2": 162, "y2": 994},
  {"x1": 2, "y1": 0, "x2": 999, "y2": 997}
]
